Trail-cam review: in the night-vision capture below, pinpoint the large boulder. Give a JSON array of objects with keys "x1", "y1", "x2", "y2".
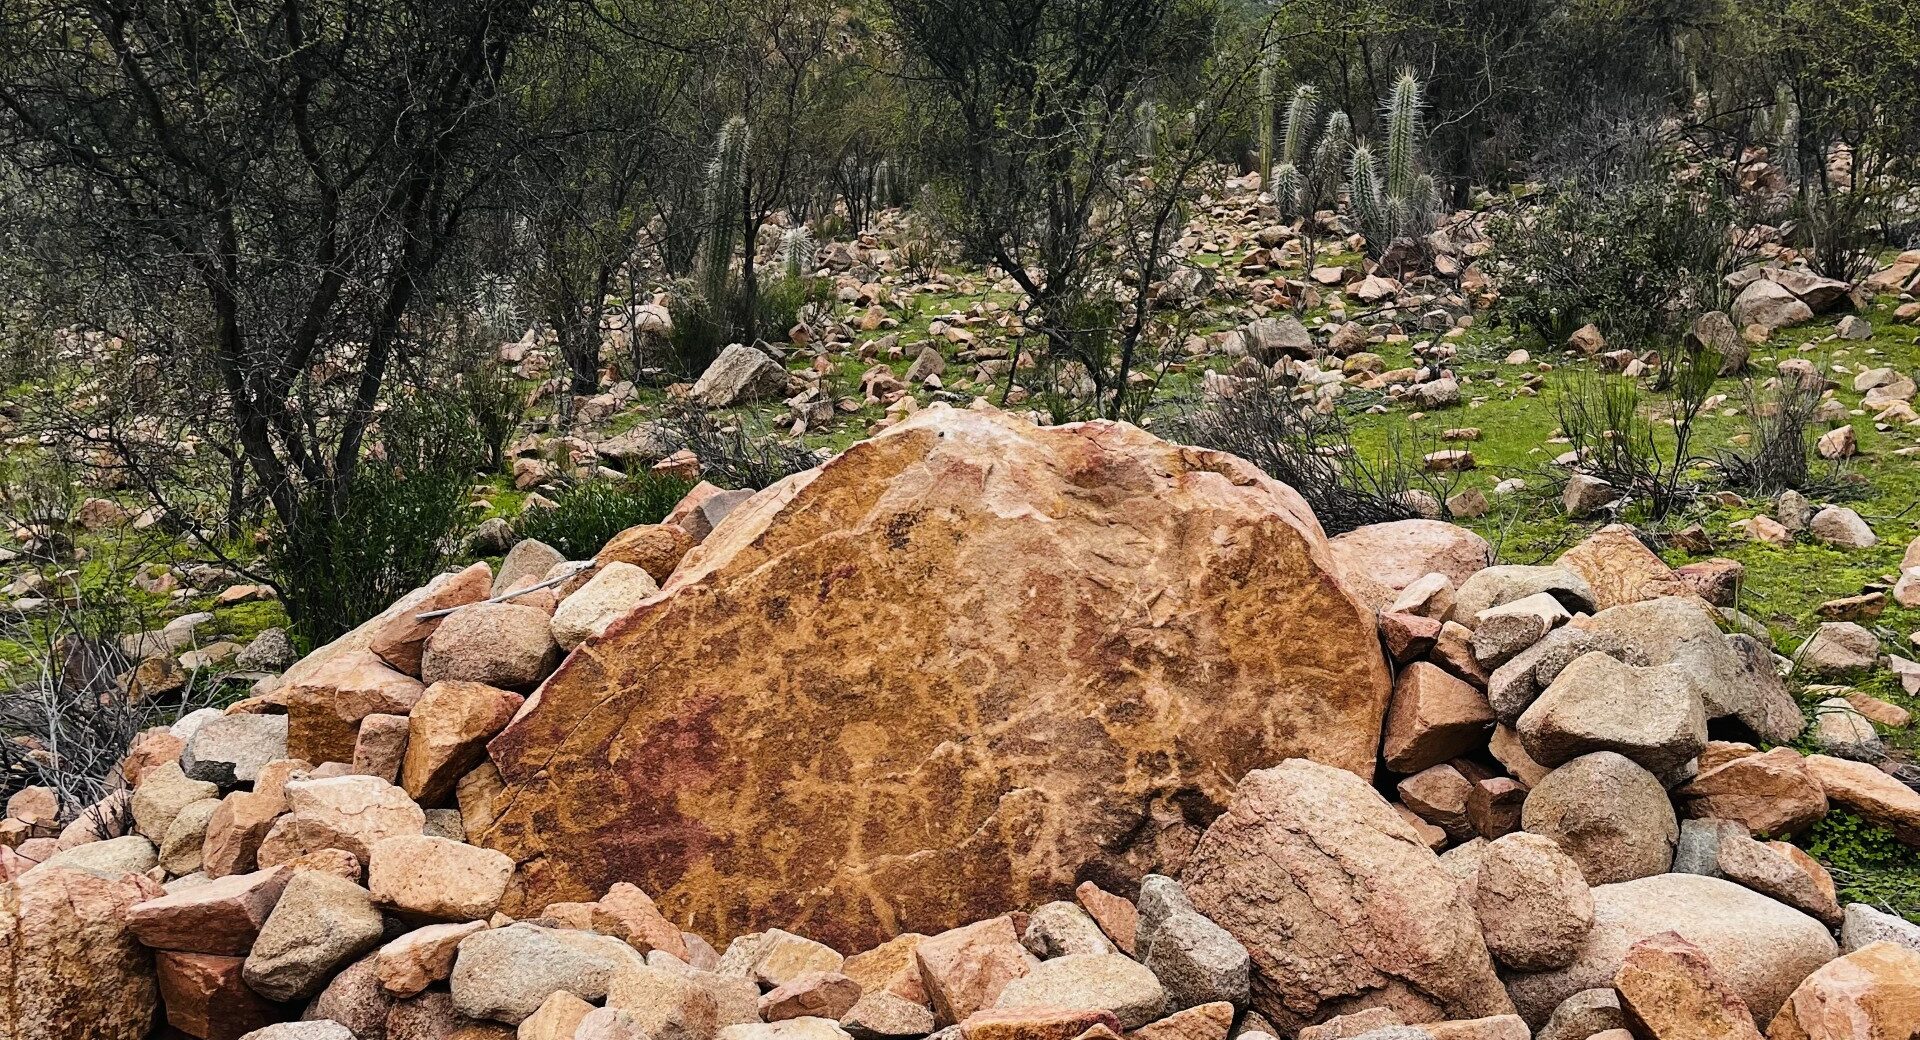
[
  {"x1": 689, "y1": 344, "x2": 790, "y2": 408},
  {"x1": 480, "y1": 406, "x2": 1393, "y2": 948},
  {"x1": 1182, "y1": 759, "x2": 1513, "y2": 1033},
  {"x1": 1504, "y1": 873, "x2": 1837, "y2": 1029},
  {"x1": 0, "y1": 865, "x2": 163, "y2": 1040}
]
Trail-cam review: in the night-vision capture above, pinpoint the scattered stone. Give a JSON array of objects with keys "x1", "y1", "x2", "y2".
[
  {"x1": 1803, "y1": 754, "x2": 1920, "y2": 845},
  {"x1": 1809, "y1": 506, "x2": 1876, "y2": 549},
  {"x1": 132, "y1": 760, "x2": 221, "y2": 842},
  {"x1": 1562, "y1": 475, "x2": 1617, "y2": 519},
  {"x1": 690, "y1": 343, "x2": 791, "y2": 408}
]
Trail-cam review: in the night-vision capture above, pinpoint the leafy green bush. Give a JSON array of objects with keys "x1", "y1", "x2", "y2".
[
  {"x1": 513, "y1": 472, "x2": 696, "y2": 559},
  {"x1": 1489, "y1": 166, "x2": 1743, "y2": 352},
  {"x1": 269, "y1": 399, "x2": 483, "y2": 644}
]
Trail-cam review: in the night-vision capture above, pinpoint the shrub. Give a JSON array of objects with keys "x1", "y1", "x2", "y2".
[
  {"x1": 1173, "y1": 380, "x2": 1425, "y2": 536},
  {"x1": 1553, "y1": 350, "x2": 1717, "y2": 521},
  {"x1": 455, "y1": 355, "x2": 527, "y2": 475},
  {"x1": 513, "y1": 472, "x2": 696, "y2": 559},
  {"x1": 1489, "y1": 164, "x2": 1746, "y2": 354},
  {"x1": 1718, "y1": 377, "x2": 1836, "y2": 495},
  {"x1": 268, "y1": 399, "x2": 482, "y2": 644},
  {"x1": 664, "y1": 406, "x2": 821, "y2": 491}
]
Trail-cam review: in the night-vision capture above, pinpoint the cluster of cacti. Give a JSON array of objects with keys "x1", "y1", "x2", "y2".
[
  {"x1": 1267, "y1": 86, "x2": 1350, "y2": 220},
  {"x1": 1345, "y1": 71, "x2": 1438, "y2": 255},
  {"x1": 701, "y1": 115, "x2": 750, "y2": 302}
]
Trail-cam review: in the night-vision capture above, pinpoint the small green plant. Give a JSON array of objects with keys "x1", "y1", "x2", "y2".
[
  {"x1": 1268, "y1": 85, "x2": 1317, "y2": 218},
  {"x1": 513, "y1": 472, "x2": 696, "y2": 559},
  {"x1": 1799, "y1": 809, "x2": 1920, "y2": 923},
  {"x1": 701, "y1": 116, "x2": 750, "y2": 306},
  {"x1": 1553, "y1": 348, "x2": 1718, "y2": 522}
]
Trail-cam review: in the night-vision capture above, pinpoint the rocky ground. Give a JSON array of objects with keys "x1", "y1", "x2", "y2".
[
  {"x1": 3, "y1": 397, "x2": 1920, "y2": 1040},
  {"x1": 2, "y1": 172, "x2": 1920, "y2": 1040}
]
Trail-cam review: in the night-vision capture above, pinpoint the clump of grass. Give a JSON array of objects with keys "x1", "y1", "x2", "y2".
[{"x1": 513, "y1": 472, "x2": 696, "y2": 559}]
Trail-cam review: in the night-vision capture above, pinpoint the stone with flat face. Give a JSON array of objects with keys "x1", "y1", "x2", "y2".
[{"x1": 480, "y1": 406, "x2": 1393, "y2": 949}]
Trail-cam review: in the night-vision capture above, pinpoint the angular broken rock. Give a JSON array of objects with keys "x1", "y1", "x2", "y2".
[
  {"x1": 481, "y1": 406, "x2": 1393, "y2": 947},
  {"x1": 367, "y1": 833, "x2": 513, "y2": 921},
  {"x1": 493, "y1": 538, "x2": 567, "y2": 597},
  {"x1": 1537, "y1": 990, "x2": 1623, "y2": 1040},
  {"x1": 259, "y1": 774, "x2": 425, "y2": 866},
  {"x1": 376, "y1": 920, "x2": 488, "y2": 996},
  {"x1": 1796, "y1": 622, "x2": 1881, "y2": 676},
  {"x1": 959, "y1": 1007, "x2": 1120, "y2": 1040},
  {"x1": 133, "y1": 760, "x2": 221, "y2": 842},
  {"x1": 155, "y1": 950, "x2": 283, "y2": 1040},
  {"x1": 1803, "y1": 754, "x2": 1920, "y2": 845},
  {"x1": 305, "y1": 951, "x2": 396, "y2": 1039},
  {"x1": 1840, "y1": 903, "x2": 1920, "y2": 955},
  {"x1": 1397, "y1": 764, "x2": 1475, "y2": 843},
  {"x1": 552, "y1": 561, "x2": 660, "y2": 649},
  {"x1": 400, "y1": 680, "x2": 523, "y2": 807},
  {"x1": 420, "y1": 601, "x2": 560, "y2": 692},
  {"x1": 0, "y1": 864, "x2": 163, "y2": 1040},
  {"x1": 1022, "y1": 900, "x2": 1115, "y2": 958},
  {"x1": 995, "y1": 953, "x2": 1164, "y2": 1028},
  {"x1": 596, "y1": 523, "x2": 698, "y2": 584},
  {"x1": 1612, "y1": 930, "x2": 1761, "y2": 1040},
  {"x1": 281, "y1": 649, "x2": 425, "y2": 764},
  {"x1": 593, "y1": 881, "x2": 691, "y2": 960},
  {"x1": 1504, "y1": 873, "x2": 1837, "y2": 1029},
  {"x1": 1517, "y1": 653, "x2": 1707, "y2": 775},
  {"x1": 1766, "y1": 941, "x2": 1920, "y2": 1040},
  {"x1": 605, "y1": 962, "x2": 722, "y2": 1040},
  {"x1": 756, "y1": 926, "x2": 848, "y2": 988},
  {"x1": 125, "y1": 866, "x2": 291, "y2": 954},
  {"x1": 760, "y1": 970, "x2": 864, "y2": 1022},
  {"x1": 241, "y1": 870, "x2": 385, "y2": 1003},
  {"x1": 1075, "y1": 882, "x2": 1137, "y2": 956},
  {"x1": 1381, "y1": 663, "x2": 1496, "y2": 774},
  {"x1": 1182, "y1": 759, "x2": 1512, "y2": 1032},
  {"x1": 1521, "y1": 752, "x2": 1677, "y2": 885},
  {"x1": 1470, "y1": 833, "x2": 1593, "y2": 972},
  {"x1": 1326, "y1": 520, "x2": 1490, "y2": 612},
  {"x1": 369, "y1": 562, "x2": 494, "y2": 676},
  {"x1": 1677, "y1": 747, "x2": 1828, "y2": 836},
  {"x1": 1556, "y1": 524, "x2": 1699, "y2": 611},
  {"x1": 182, "y1": 713, "x2": 291, "y2": 786},
  {"x1": 1451, "y1": 566, "x2": 1594, "y2": 624},
  {"x1": 843, "y1": 991, "x2": 938, "y2": 1040},
  {"x1": 350, "y1": 712, "x2": 409, "y2": 783},
  {"x1": 916, "y1": 916, "x2": 1032, "y2": 1026},
  {"x1": 689, "y1": 343, "x2": 790, "y2": 408}
]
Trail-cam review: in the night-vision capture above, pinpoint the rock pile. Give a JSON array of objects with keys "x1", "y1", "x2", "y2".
[{"x1": 4, "y1": 404, "x2": 1920, "y2": 1040}]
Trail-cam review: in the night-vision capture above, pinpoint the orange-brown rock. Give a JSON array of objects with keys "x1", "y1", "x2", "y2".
[
  {"x1": 155, "y1": 951, "x2": 288, "y2": 1040},
  {"x1": 1075, "y1": 882, "x2": 1138, "y2": 956},
  {"x1": 0, "y1": 864, "x2": 165, "y2": 1040},
  {"x1": 1614, "y1": 930, "x2": 1762, "y2": 1040},
  {"x1": 400, "y1": 681, "x2": 524, "y2": 807},
  {"x1": 123, "y1": 727, "x2": 189, "y2": 788},
  {"x1": 1678, "y1": 748, "x2": 1828, "y2": 837},
  {"x1": 1125, "y1": 1001, "x2": 1233, "y2": 1040},
  {"x1": 917, "y1": 916, "x2": 1034, "y2": 1026},
  {"x1": 963, "y1": 1007, "x2": 1123, "y2": 1040},
  {"x1": 369, "y1": 562, "x2": 494, "y2": 677},
  {"x1": 843, "y1": 932, "x2": 929, "y2": 1003},
  {"x1": 1804, "y1": 755, "x2": 1920, "y2": 846},
  {"x1": 283, "y1": 649, "x2": 426, "y2": 764},
  {"x1": 597, "y1": 522, "x2": 698, "y2": 584},
  {"x1": 590, "y1": 882, "x2": 689, "y2": 960},
  {"x1": 480, "y1": 406, "x2": 1392, "y2": 946},
  {"x1": 1767, "y1": 941, "x2": 1920, "y2": 1040},
  {"x1": 1557, "y1": 525, "x2": 1710, "y2": 613}
]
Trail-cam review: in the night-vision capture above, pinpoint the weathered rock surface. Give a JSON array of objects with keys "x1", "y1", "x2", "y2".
[
  {"x1": 481, "y1": 406, "x2": 1393, "y2": 946},
  {"x1": 1182, "y1": 759, "x2": 1512, "y2": 1032},
  {"x1": 450, "y1": 922, "x2": 641, "y2": 1024},
  {"x1": 282, "y1": 650, "x2": 425, "y2": 765},
  {"x1": 1677, "y1": 747, "x2": 1828, "y2": 836},
  {"x1": 1521, "y1": 752, "x2": 1677, "y2": 885},
  {"x1": 400, "y1": 681, "x2": 524, "y2": 807},
  {"x1": 1470, "y1": 833, "x2": 1593, "y2": 972},
  {"x1": 1517, "y1": 653, "x2": 1707, "y2": 775},
  {"x1": 1504, "y1": 873, "x2": 1837, "y2": 1029},
  {"x1": 995, "y1": 953, "x2": 1165, "y2": 1028},
  {"x1": 1803, "y1": 755, "x2": 1920, "y2": 845},
  {"x1": 1766, "y1": 941, "x2": 1920, "y2": 1040},
  {"x1": 241, "y1": 870, "x2": 385, "y2": 1003},
  {"x1": 1612, "y1": 931, "x2": 1761, "y2": 1040},
  {"x1": 0, "y1": 864, "x2": 163, "y2": 1040},
  {"x1": 1328, "y1": 521, "x2": 1491, "y2": 610}
]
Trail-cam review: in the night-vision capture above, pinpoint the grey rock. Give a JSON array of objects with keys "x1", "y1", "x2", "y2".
[
  {"x1": 1452, "y1": 566, "x2": 1594, "y2": 623},
  {"x1": 994, "y1": 953, "x2": 1166, "y2": 1029},
  {"x1": 451, "y1": 922, "x2": 643, "y2": 1024},
  {"x1": 1521, "y1": 752, "x2": 1677, "y2": 886},
  {"x1": 1022, "y1": 900, "x2": 1116, "y2": 958},
  {"x1": 1140, "y1": 907, "x2": 1251, "y2": 1012},
  {"x1": 1840, "y1": 903, "x2": 1920, "y2": 954},
  {"x1": 239, "y1": 1025, "x2": 355, "y2": 1040},
  {"x1": 1516, "y1": 653, "x2": 1707, "y2": 775},
  {"x1": 1488, "y1": 627, "x2": 1647, "y2": 726},
  {"x1": 1796, "y1": 622, "x2": 1881, "y2": 676},
  {"x1": 243, "y1": 871, "x2": 385, "y2": 1003},
  {"x1": 1135, "y1": 873, "x2": 1194, "y2": 958},
  {"x1": 690, "y1": 343, "x2": 789, "y2": 408},
  {"x1": 1243, "y1": 316, "x2": 1313, "y2": 362},
  {"x1": 235, "y1": 628, "x2": 298, "y2": 672},
  {"x1": 27, "y1": 834, "x2": 157, "y2": 878},
  {"x1": 182, "y1": 714, "x2": 290, "y2": 786},
  {"x1": 1537, "y1": 989, "x2": 1624, "y2": 1040},
  {"x1": 492, "y1": 538, "x2": 566, "y2": 597}
]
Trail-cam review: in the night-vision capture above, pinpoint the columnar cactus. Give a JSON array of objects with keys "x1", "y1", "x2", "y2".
[{"x1": 701, "y1": 116, "x2": 750, "y2": 302}]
